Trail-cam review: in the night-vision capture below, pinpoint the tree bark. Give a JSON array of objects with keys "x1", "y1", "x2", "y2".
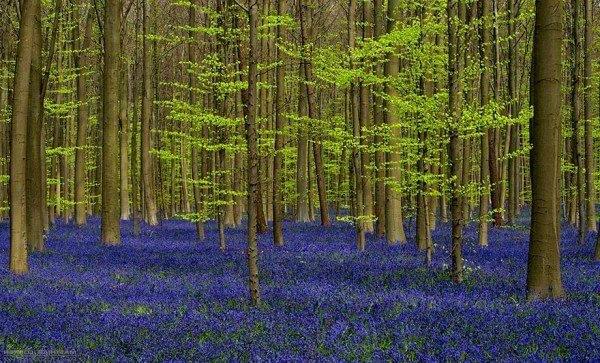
[
  {"x1": 583, "y1": 0, "x2": 595, "y2": 232},
  {"x1": 384, "y1": 0, "x2": 407, "y2": 245},
  {"x1": 570, "y1": 0, "x2": 586, "y2": 244},
  {"x1": 74, "y1": 8, "x2": 93, "y2": 226},
  {"x1": 101, "y1": 0, "x2": 122, "y2": 245},
  {"x1": 25, "y1": 0, "x2": 44, "y2": 251},
  {"x1": 272, "y1": 0, "x2": 286, "y2": 246},
  {"x1": 527, "y1": 0, "x2": 565, "y2": 300},
  {"x1": 448, "y1": 0, "x2": 465, "y2": 283},
  {"x1": 299, "y1": 1, "x2": 330, "y2": 227},
  {"x1": 10, "y1": 0, "x2": 39, "y2": 274},
  {"x1": 372, "y1": 0, "x2": 386, "y2": 237},
  {"x1": 243, "y1": 1, "x2": 261, "y2": 306},
  {"x1": 478, "y1": 0, "x2": 491, "y2": 247},
  {"x1": 141, "y1": 0, "x2": 158, "y2": 226}
]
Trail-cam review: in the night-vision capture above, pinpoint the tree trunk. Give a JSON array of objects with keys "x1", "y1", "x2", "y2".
[
  {"x1": 349, "y1": 0, "x2": 365, "y2": 250},
  {"x1": 448, "y1": 0, "x2": 464, "y2": 283},
  {"x1": 570, "y1": 0, "x2": 586, "y2": 244},
  {"x1": 25, "y1": 1, "x2": 43, "y2": 251},
  {"x1": 101, "y1": 0, "x2": 122, "y2": 245},
  {"x1": 384, "y1": 0, "x2": 407, "y2": 245},
  {"x1": 272, "y1": 0, "x2": 286, "y2": 246},
  {"x1": 299, "y1": 1, "x2": 330, "y2": 227},
  {"x1": 120, "y1": 49, "x2": 131, "y2": 220},
  {"x1": 141, "y1": 0, "x2": 158, "y2": 226},
  {"x1": 583, "y1": 0, "x2": 595, "y2": 232},
  {"x1": 372, "y1": 0, "x2": 386, "y2": 237},
  {"x1": 478, "y1": 0, "x2": 491, "y2": 247},
  {"x1": 416, "y1": 4, "x2": 431, "y2": 258},
  {"x1": 74, "y1": 8, "x2": 93, "y2": 226},
  {"x1": 10, "y1": 0, "x2": 39, "y2": 274},
  {"x1": 526, "y1": 0, "x2": 565, "y2": 300},
  {"x1": 296, "y1": 71, "x2": 310, "y2": 222},
  {"x1": 243, "y1": 1, "x2": 261, "y2": 306}
]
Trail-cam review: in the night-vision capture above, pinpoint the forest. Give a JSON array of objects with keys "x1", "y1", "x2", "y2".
[{"x1": 0, "y1": 0, "x2": 599, "y2": 360}]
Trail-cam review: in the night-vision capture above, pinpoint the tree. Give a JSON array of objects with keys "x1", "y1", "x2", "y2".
[
  {"x1": 9, "y1": 0, "x2": 40, "y2": 274},
  {"x1": 101, "y1": 0, "x2": 122, "y2": 245},
  {"x1": 272, "y1": 0, "x2": 286, "y2": 246},
  {"x1": 526, "y1": 0, "x2": 564, "y2": 300},
  {"x1": 478, "y1": 0, "x2": 491, "y2": 247},
  {"x1": 141, "y1": 0, "x2": 158, "y2": 226},
  {"x1": 74, "y1": 7, "x2": 93, "y2": 226},
  {"x1": 299, "y1": 0, "x2": 330, "y2": 227},
  {"x1": 384, "y1": 0, "x2": 406, "y2": 245},
  {"x1": 448, "y1": 0, "x2": 464, "y2": 283},
  {"x1": 349, "y1": 0, "x2": 365, "y2": 250},
  {"x1": 188, "y1": 0, "x2": 205, "y2": 240},
  {"x1": 240, "y1": 0, "x2": 261, "y2": 306},
  {"x1": 583, "y1": 0, "x2": 595, "y2": 233},
  {"x1": 569, "y1": 0, "x2": 586, "y2": 245},
  {"x1": 25, "y1": 0, "x2": 43, "y2": 251}
]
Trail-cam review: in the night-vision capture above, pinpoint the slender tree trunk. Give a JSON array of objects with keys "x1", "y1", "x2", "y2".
[
  {"x1": 188, "y1": 0, "x2": 205, "y2": 239},
  {"x1": 527, "y1": 0, "x2": 565, "y2": 300},
  {"x1": 583, "y1": 0, "x2": 595, "y2": 232},
  {"x1": 384, "y1": 0, "x2": 407, "y2": 245},
  {"x1": 570, "y1": 0, "x2": 586, "y2": 244},
  {"x1": 141, "y1": 0, "x2": 158, "y2": 226},
  {"x1": 359, "y1": 0, "x2": 374, "y2": 233},
  {"x1": 101, "y1": 0, "x2": 122, "y2": 245},
  {"x1": 448, "y1": 0, "x2": 464, "y2": 283},
  {"x1": 272, "y1": 0, "x2": 286, "y2": 246},
  {"x1": 296, "y1": 71, "x2": 310, "y2": 223},
  {"x1": 416, "y1": 4, "x2": 431, "y2": 257},
  {"x1": 489, "y1": 0, "x2": 502, "y2": 227},
  {"x1": 372, "y1": 0, "x2": 386, "y2": 237},
  {"x1": 120, "y1": 50, "x2": 131, "y2": 220},
  {"x1": 0, "y1": 23, "x2": 6, "y2": 221},
  {"x1": 478, "y1": 0, "x2": 491, "y2": 247},
  {"x1": 74, "y1": 8, "x2": 93, "y2": 226},
  {"x1": 243, "y1": 2, "x2": 261, "y2": 306},
  {"x1": 349, "y1": 0, "x2": 365, "y2": 250},
  {"x1": 507, "y1": 0, "x2": 520, "y2": 224},
  {"x1": 299, "y1": 1, "x2": 330, "y2": 227}
]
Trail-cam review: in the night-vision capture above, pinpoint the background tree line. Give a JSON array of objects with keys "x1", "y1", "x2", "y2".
[{"x1": 1, "y1": 0, "x2": 598, "y2": 304}]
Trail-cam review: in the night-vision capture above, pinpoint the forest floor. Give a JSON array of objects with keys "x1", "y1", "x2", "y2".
[{"x1": 0, "y1": 215, "x2": 598, "y2": 360}]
